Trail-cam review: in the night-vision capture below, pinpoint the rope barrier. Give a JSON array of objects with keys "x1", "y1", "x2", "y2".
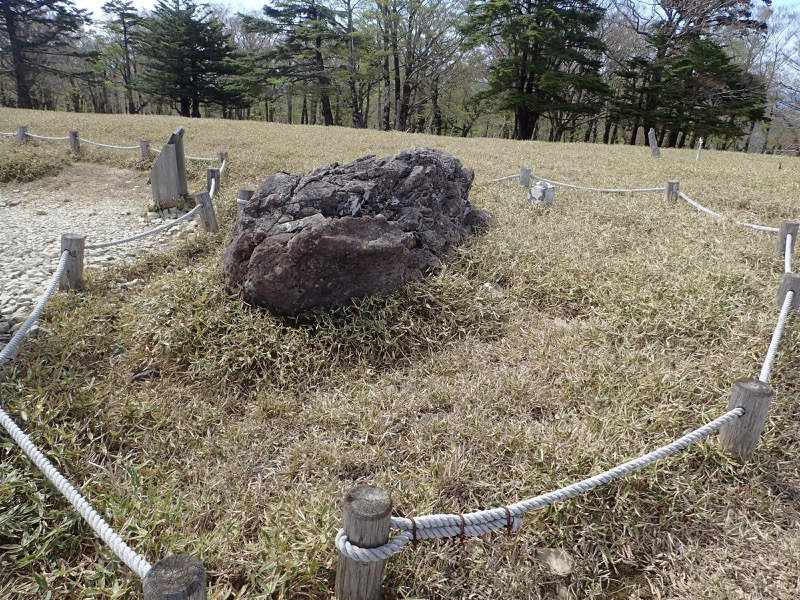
[
  {"x1": 678, "y1": 191, "x2": 723, "y2": 218},
  {"x1": 219, "y1": 157, "x2": 227, "y2": 176},
  {"x1": 85, "y1": 205, "x2": 201, "y2": 250},
  {"x1": 0, "y1": 254, "x2": 153, "y2": 579},
  {"x1": 532, "y1": 174, "x2": 665, "y2": 194},
  {"x1": 151, "y1": 147, "x2": 162, "y2": 154},
  {"x1": 77, "y1": 138, "x2": 140, "y2": 151},
  {"x1": 26, "y1": 133, "x2": 70, "y2": 141},
  {"x1": 1, "y1": 131, "x2": 15, "y2": 137},
  {"x1": 209, "y1": 177, "x2": 217, "y2": 199},
  {"x1": 0, "y1": 252, "x2": 69, "y2": 367},
  {"x1": 336, "y1": 407, "x2": 744, "y2": 562},
  {"x1": 487, "y1": 174, "x2": 519, "y2": 183},
  {"x1": 185, "y1": 154, "x2": 216, "y2": 162},
  {"x1": 786, "y1": 234, "x2": 793, "y2": 274},
  {"x1": 760, "y1": 290, "x2": 794, "y2": 383},
  {"x1": 736, "y1": 222, "x2": 780, "y2": 233}
]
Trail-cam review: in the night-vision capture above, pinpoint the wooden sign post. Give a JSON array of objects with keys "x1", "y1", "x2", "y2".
[{"x1": 150, "y1": 127, "x2": 188, "y2": 209}]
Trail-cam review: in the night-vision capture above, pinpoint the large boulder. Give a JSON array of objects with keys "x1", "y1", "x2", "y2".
[{"x1": 222, "y1": 147, "x2": 490, "y2": 316}]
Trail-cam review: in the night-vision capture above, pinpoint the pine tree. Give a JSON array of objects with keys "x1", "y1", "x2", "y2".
[
  {"x1": 462, "y1": 0, "x2": 609, "y2": 140},
  {"x1": 136, "y1": 0, "x2": 242, "y2": 117},
  {"x1": 0, "y1": 0, "x2": 91, "y2": 109}
]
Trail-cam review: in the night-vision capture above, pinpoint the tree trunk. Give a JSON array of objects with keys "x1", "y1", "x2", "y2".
[{"x1": 1, "y1": 5, "x2": 33, "y2": 109}]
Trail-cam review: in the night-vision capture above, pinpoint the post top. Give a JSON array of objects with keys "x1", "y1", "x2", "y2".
[
  {"x1": 344, "y1": 485, "x2": 392, "y2": 520},
  {"x1": 734, "y1": 377, "x2": 774, "y2": 395},
  {"x1": 143, "y1": 554, "x2": 204, "y2": 598}
]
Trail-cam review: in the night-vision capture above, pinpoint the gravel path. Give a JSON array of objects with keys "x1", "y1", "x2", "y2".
[{"x1": 0, "y1": 162, "x2": 199, "y2": 360}]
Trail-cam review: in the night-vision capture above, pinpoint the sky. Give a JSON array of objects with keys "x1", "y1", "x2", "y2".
[{"x1": 72, "y1": 0, "x2": 800, "y2": 21}]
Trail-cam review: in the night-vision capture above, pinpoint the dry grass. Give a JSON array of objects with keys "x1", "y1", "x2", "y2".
[{"x1": 1, "y1": 107, "x2": 800, "y2": 599}]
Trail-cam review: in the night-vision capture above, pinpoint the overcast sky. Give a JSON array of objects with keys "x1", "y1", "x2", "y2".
[{"x1": 74, "y1": 0, "x2": 800, "y2": 22}]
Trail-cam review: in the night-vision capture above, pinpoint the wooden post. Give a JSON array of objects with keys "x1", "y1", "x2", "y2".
[
  {"x1": 775, "y1": 221, "x2": 799, "y2": 255},
  {"x1": 143, "y1": 555, "x2": 206, "y2": 600},
  {"x1": 69, "y1": 131, "x2": 80, "y2": 154},
  {"x1": 519, "y1": 167, "x2": 532, "y2": 188},
  {"x1": 218, "y1": 151, "x2": 228, "y2": 164},
  {"x1": 336, "y1": 485, "x2": 392, "y2": 600},
  {"x1": 237, "y1": 189, "x2": 254, "y2": 218},
  {"x1": 664, "y1": 180, "x2": 680, "y2": 202},
  {"x1": 150, "y1": 127, "x2": 188, "y2": 209},
  {"x1": 140, "y1": 140, "x2": 151, "y2": 158},
  {"x1": 194, "y1": 192, "x2": 219, "y2": 233},
  {"x1": 718, "y1": 378, "x2": 774, "y2": 462},
  {"x1": 60, "y1": 234, "x2": 85, "y2": 291},
  {"x1": 17, "y1": 126, "x2": 27, "y2": 142},
  {"x1": 776, "y1": 273, "x2": 800, "y2": 309},
  {"x1": 206, "y1": 168, "x2": 221, "y2": 198},
  {"x1": 695, "y1": 138, "x2": 703, "y2": 161},
  {"x1": 648, "y1": 128, "x2": 660, "y2": 157}
]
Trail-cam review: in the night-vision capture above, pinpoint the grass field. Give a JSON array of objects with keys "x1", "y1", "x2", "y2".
[{"x1": 1, "y1": 107, "x2": 799, "y2": 599}]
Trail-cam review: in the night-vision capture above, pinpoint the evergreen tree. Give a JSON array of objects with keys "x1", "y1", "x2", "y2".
[
  {"x1": 0, "y1": 0, "x2": 91, "y2": 109},
  {"x1": 136, "y1": 0, "x2": 243, "y2": 117},
  {"x1": 462, "y1": 0, "x2": 609, "y2": 140},
  {"x1": 102, "y1": 0, "x2": 141, "y2": 114}
]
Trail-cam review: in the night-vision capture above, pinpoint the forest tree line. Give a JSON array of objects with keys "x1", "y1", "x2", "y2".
[{"x1": 1, "y1": 0, "x2": 799, "y2": 151}]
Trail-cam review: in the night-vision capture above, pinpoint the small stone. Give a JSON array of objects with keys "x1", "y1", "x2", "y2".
[{"x1": 35, "y1": 210, "x2": 48, "y2": 216}]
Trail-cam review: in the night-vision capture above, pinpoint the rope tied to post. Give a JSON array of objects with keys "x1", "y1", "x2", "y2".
[{"x1": 336, "y1": 407, "x2": 744, "y2": 562}]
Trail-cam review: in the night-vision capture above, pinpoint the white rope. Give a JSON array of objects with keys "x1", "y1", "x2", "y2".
[
  {"x1": 0, "y1": 408, "x2": 152, "y2": 578},
  {"x1": 759, "y1": 290, "x2": 793, "y2": 383},
  {"x1": 219, "y1": 158, "x2": 227, "y2": 175},
  {"x1": 0, "y1": 252, "x2": 69, "y2": 366},
  {"x1": 1, "y1": 131, "x2": 15, "y2": 137},
  {"x1": 526, "y1": 172, "x2": 663, "y2": 193},
  {"x1": 736, "y1": 222, "x2": 780, "y2": 233},
  {"x1": 151, "y1": 147, "x2": 161, "y2": 154},
  {"x1": 26, "y1": 133, "x2": 70, "y2": 141},
  {"x1": 678, "y1": 191, "x2": 723, "y2": 218},
  {"x1": 85, "y1": 205, "x2": 201, "y2": 250},
  {"x1": 785, "y1": 234, "x2": 793, "y2": 274},
  {"x1": 487, "y1": 174, "x2": 519, "y2": 183},
  {"x1": 209, "y1": 177, "x2": 217, "y2": 199},
  {"x1": 336, "y1": 407, "x2": 744, "y2": 561},
  {"x1": 78, "y1": 138, "x2": 139, "y2": 151},
  {"x1": 185, "y1": 155, "x2": 216, "y2": 162}
]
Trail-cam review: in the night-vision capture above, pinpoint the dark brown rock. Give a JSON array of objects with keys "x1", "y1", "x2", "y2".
[{"x1": 222, "y1": 147, "x2": 490, "y2": 316}]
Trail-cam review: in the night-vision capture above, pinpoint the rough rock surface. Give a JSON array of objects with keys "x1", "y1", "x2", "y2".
[{"x1": 222, "y1": 147, "x2": 490, "y2": 316}]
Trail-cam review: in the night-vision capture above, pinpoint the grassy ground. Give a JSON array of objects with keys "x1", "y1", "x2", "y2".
[{"x1": 1, "y1": 107, "x2": 799, "y2": 599}]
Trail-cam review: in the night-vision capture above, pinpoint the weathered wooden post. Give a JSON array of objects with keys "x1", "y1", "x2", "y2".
[
  {"x1": 150, "y1": 127, "x2": 188, "y2": 210},
  {"x1": 336, "y1": 486, "x2": 392, "y2": 600},
  {"x1": 237, "y1": 189, "x2": 254, "y2": 218},
  {"x1": 776, "y1": 273, "x2": 800, "y2": 309},
  {"x1": 60, "y1": 234, "x2": 86, "y2": 291},
  {"x1": 140, "y1": 140, "x2": 151, "y2": 158},
  {"x1": 775, "y1": 221, "x2": 799, "y2": 256},
  {"x1": 69, "y1": 131, "x2": 80, "y2": 154},
  {"x1": 143, "y1": 555, "x2": 206, "y2": 600},
  {"x1": 664, "y1": 180, "x2": 680, "y2": 202},
  {"x1": 218, "y1": 152, "x2": 228, "y2": 165},
  {"x1": 206, "y1": 168, "x2": 221, "y2": 198},
  {"x1": 648, "y1": 128, "x2": 660, "y2": 157},
  {"x1": 695, "y1": 138, "x2": 703, "y2": 162},
  {"x1": 194, "y1": 192, "x2": 219, "y2": 233},
  {"x1": 17, "y1": 126, "x2": 27, "y2": 142},
  {"x1": 519, "y1": 167, "x2": 532, "y2": 188},
  {"x1": 718, "y1": 378, "x2": 774, "y2": 462}
]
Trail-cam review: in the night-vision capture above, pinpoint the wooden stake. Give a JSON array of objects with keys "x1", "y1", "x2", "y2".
[
  {"x1": 775, "y1": 221, "x2": 799, "y2": 255},
  {"x1": 237, "y1": 189, "x2": 254, "y2": 218},
  {"x1": 218, "y1": 151, "x2": 229, "y2": 164},
  {"x1": 69, "y1": 131, "x2": 80, "y2": 154},
  {"x1": 776, "y1": 273, "x2": 800, "y2": 309},
  {"x1": 140, "y1": 140, "x2": 151, "y2": 158},
  {"x1": 143, "y1": 555, "x2": 206, "y2": 600},
  {"x1": 59, "y1": 234, "x2": 85, "y2": 291},
  {"x1": 648, "y1": 128, "x2": 660, "y2": 157},
  {"x1": 718, "y1": 378, "x2": 774, "y2": 462},
  {"x1": 519, "y1": 167, "x2": 532, "y2": 188},
  {"x1": 17, "y1": 126, "x2": 27, "y2": 142},
  {"x1": 664, "y1": 180, "x2": 680, "y2": 202},
  {"x1": 336, "y1": 486, "x2": 392, "y2": 600},
  {"x1": 194, "y1": 192, "x2": 219, "y2": 233}
]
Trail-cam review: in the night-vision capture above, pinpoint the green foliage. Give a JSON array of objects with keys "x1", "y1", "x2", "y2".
[
  {"x1": 135, "y1": 0, "x2": 244, "y2": 117},
  {"x1": 462, "y1": 0, "x2": 609, "y2": 140}
]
